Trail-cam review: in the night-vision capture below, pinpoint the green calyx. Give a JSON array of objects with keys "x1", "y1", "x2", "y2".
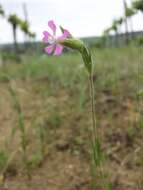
[{"x1": 60, "y1": 38, "x2": 92, "y2": 74}]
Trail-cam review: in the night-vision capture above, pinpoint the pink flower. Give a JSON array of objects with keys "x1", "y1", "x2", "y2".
[{"x1": 42, "y1": 20, "x2": 71, "y2": 56}]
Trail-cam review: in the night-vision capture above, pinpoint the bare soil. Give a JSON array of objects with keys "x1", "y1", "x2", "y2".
[{"x1": 0, "y1": 78, "x2": 143, "y2": 190}]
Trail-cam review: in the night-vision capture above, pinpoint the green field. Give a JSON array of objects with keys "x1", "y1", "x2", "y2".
[{"x1": 0, "y1": 47, "x2": 143, "y2": 190}]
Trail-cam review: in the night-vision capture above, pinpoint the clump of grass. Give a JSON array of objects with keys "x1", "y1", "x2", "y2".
[
  {"x1": 136, "y1": 90, "x2": 143, "y2": 129},
  {"x1": 48, "y1": 112, "x2": 62, "y2": 129},
  {"x1": 28, "y1": 153, "x2": 43, "y2": 169},
  {"x1": 8, "y1": 81, "x2": 30, "y2": 178},
  {"x1": 35, "y1": 123, "x2": 47, "y2": 159},
  {"x1": 0, "y1": 149, "x2": 17, "y2": 184},
  {"x1": 27, "y1": 117, "x2": 49, "y2": 169},
  {"x1": 27, "y1": 122, "x2": 48, "y2": 170},
  {"x1": 0, "y1": 150, "x2": 9, "y2": 172}
]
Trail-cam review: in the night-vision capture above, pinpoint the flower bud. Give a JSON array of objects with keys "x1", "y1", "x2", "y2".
[{"x1": 59, "y1": 38, "x2": 92, "y2": 74}]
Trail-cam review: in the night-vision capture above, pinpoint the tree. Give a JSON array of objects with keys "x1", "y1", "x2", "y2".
[
  {"x1": 103, "y1": 18, "x2": 123, "y2": 47},
  {"x1": 110, "y1": 18, "x2": 123, "y2": 46},
  {"x1": 103, "y1": 26, "x2": 113, "y2": 46},
  {"x1": 20, "y1": 20, "x2": 36, "y2": 39},
  {"x1": 112, "y1": 19, "x2": 120, "y2": 45},
  {"x1": 125, "y1": 6, "x2": 136, "y2": 39},
  {"x1": 133, "y1": 0, "x2": 143, "y2": 13},
  {"x1": 133, "y1": 0, "x2": 143, "y2": 29},
  {"x1": 19, "y1": 20, "x2": 36, "y2": 50},
  {"x1": 19, "y1": 20, "x2": 29, "y2": 41},
  {"x1": 28, "y1": 31, "x2": 36, "y2": 40},
  {"x1": 8, "y1": 14, "x2": 21, "y2": 53},
  {"x1": 123, "y1": 0, "x2": 130, "y2": 44},
  {"x1": 0, "y1": 4, "x2": 4, "y2": 16}
]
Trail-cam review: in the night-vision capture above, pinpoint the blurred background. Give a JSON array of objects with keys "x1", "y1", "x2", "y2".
[
  {"x1": 0, "y1": 0, "x2": 143, "y2": 50},
  {"x1": 0, "y1": 1, "x2": 143, "y2": 190}
]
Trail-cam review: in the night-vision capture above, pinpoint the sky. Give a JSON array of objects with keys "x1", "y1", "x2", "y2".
[{"x1": 0, "y1": 0, "x2": 143, "y2": 43}]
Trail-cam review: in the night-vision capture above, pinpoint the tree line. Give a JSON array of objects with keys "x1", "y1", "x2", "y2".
[
  {"x1": 103, "y1": 0, "x2": 143, "y2": 46},
  {"x1": 0, "y1": 4, "x2": 36, "y2": 54}
]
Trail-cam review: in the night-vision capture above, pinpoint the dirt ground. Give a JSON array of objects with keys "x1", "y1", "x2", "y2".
[{"x1": 0, "y1": 77, "x2": 143, "y2": 190}]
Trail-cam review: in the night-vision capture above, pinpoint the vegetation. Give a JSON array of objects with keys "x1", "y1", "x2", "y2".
[
  {"x1": 0, "y1": 48, "x2": 142, "y2": 189},
  {"x1": 133, "y1": 0, "x2": 143, "y2": 13},
  {"x1": 0, "y1": 4, "x2": 4, "y2": 17},
  {"x1": 102, "y1": 0, "x2": 143, "y2": 47},
  {"x1": 0, "y1": 1, "x2": 143, "y2": 190},
  {"x1": 19, "y1": 20, "x2": 36, "y2": 44},
  {"x1": 8, "y1": 14, "x2": 21, "y2": 54}
]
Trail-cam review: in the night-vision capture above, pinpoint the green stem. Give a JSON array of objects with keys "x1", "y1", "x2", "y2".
[
  {"x1": 60, "y1": 37, "x2": 110, "y2": 188},
  {"x1": 9, "y1": 83, "x2": 30, "y2": 179},
  {"x1": 89, "y1": 73, "x2": 98, "y2": 146},
  {"x1": 89, "y1": 62, "x2": 108, "y2": 190}
]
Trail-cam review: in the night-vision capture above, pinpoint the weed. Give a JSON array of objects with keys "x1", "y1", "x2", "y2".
[
  {"x1": 8, "y1": 81, "x2": 30, "y2": 178},
  {"x1": 0, "y1": 150, "x2": 17, "y2": 184}
]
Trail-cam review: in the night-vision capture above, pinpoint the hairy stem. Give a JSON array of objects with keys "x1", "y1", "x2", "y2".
[{"x1": 89, "y1": 65, "x2": 108, "y2": 190}]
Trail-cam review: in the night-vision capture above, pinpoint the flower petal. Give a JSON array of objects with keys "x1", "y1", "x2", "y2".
[
  {"x1": 42, "y1": 31, "x2": 52, "y2": 43},
  {"x1": 57, "y1": 29, "x2": 71, "y2": 41},
  {"x1": 63, "y1": 29, "x2": 71, "y2": 38},
  {"x1": 54, "y1": 44, "x2": 64, "y2": 56},
  {"x1": 45, "y1": 45, "x2": 55, "y2": 55},
  {"x1": 48, "y1": 20, "x2": 56, "y2": 34}
]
